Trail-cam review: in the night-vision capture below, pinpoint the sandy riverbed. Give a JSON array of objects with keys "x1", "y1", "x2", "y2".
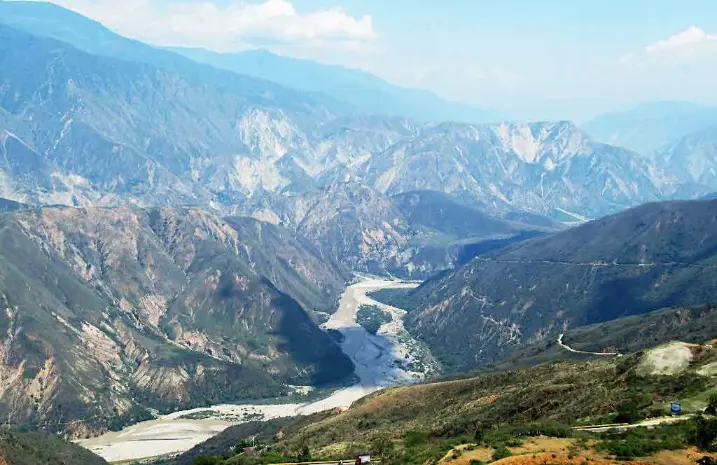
[{"x1": 78, "y1": 276, "x2": 433, "y2": 462}]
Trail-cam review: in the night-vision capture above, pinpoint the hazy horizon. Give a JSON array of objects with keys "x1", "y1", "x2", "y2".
[{"x1": 7, "y1": 0, "x2": 717, "y2": 121}]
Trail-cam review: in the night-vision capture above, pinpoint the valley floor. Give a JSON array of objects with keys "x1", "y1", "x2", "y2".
[{"x1": 77, "y1": 276, "x2": 434, "y2": 462}]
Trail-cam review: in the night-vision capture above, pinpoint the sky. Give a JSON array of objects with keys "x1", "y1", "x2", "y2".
[{"x1": 22, "y1": 0, "x2": 717, "y2": 120}]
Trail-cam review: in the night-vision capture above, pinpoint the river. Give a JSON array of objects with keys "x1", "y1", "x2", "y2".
[{"x1": 78, "y1": 276, "x2": 436, "y2": 462}]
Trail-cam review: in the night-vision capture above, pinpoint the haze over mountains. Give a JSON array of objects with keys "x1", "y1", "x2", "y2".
[
  {"x1": 1, "y1": 1, "x2": 717, "y2": 453},
  {"x1": 0, "y1": 3, "x2": 716, "y2": 225}
]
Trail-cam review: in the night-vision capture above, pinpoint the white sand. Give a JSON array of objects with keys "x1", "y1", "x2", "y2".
[{"x1": 78, "y1": 276, "x2": 433, "y2": 463}]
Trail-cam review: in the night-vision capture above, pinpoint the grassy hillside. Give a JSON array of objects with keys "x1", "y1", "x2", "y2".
[
  {"x1": 171, "y1": 340, "x2": 717, "y2": 465},
  {"x1": 0, "y1": 429, "x2": 107, "y2": 465}
]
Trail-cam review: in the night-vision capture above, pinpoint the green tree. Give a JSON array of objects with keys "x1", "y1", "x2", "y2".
[
  {"x1": 474, "y1": 428, "x2": 484, "y2": 444},
  {"x1": 492, "y1": 446, "x2": 512, "y2": 461},
  {"x1": 193, "y1": 457, "x2": 222, "y2": 465},
  {"x1": 706, "y1": 393, "x2": 717, "y2": 415},
  {"x1": 689, "y1": 416, "x2": 717, "y2": 452},
  {"x1": 297, "y1": 445, "x2": 312, "y2": 463},
  {"x1": 371, "y1": 436, "x2": 393, "y2": 457}
]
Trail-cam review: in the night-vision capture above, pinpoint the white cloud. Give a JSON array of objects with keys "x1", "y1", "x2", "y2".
[
  {"x1": 35, "y1": 0, "x2": 377, "y2": 52},
  {"x1": 644, "y1": 26, "x2": 717, "y2": 57}
]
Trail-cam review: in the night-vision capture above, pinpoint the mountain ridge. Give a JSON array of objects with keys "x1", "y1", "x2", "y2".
[
  {"x1": 403, "y1": 198, "x2": 717, "y2": 371},
  {"x1": 0, "y1": 205, "x2": 353, "y2": 436}
]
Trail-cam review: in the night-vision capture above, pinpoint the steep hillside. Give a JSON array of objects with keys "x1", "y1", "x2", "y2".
[
  {"x1": 282, "y1": 184, "x2": 550, "y2": 278},
  {"x1": 0, "y1": 20, "x2": 711, "y2": 227},
  {"x1": 0, "y1": 25, "x2": 361, "y2": 208},
  {"x1": 0, "y1": 198, "x2": 24, "y2": 213},
  {"x1": 172, "y1": 341, "x2": 717, "y2": 464},
  {"x1": 0, "y1": 206, "x2": 352, "y2": 436},
  {"x1": 655, "y1": 128, "x2": 717, "y2": 191},
  {"x1": 360, "y1": 121, "x2": 670, "y2": 219},
  {"x1": 500, "y1": 305, "x2": 717, "y2": 369},
  {"x1": 0, "y1": 429, "x2": 108, "y2": 465},
  {"x1": 405, "y1": 199, "x2": 717, "y2": 371},
  {"x1": 0, "y1": 1, "x2": 496, "y2": 124},
  {"x1": 392, "y1": 190, "x2": 545, "y2": 238},
  {"x1": 169, "y1": 47, "x2": 497, "y2": 124},
  {"x1": 583, "y1": 101, "x2": 717, "y2": 156}
]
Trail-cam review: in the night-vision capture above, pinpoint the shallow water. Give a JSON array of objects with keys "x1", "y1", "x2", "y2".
[{"x1": 78, "y1": 277, "x2": 430, "y2": 462}]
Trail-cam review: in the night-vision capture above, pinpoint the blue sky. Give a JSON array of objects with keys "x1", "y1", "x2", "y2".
[{"x1": 33, "y1": 0, "x2": 717, "y2": 119}]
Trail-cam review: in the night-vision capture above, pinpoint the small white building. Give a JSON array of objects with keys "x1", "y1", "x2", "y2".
[{"x1": 357, "y1": 454, "x2": 371, "y2": 464}]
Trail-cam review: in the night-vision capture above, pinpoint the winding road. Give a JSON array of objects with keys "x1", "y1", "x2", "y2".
[{"x1": 557, "y1": 333, "x2": 622, "y2": 357}]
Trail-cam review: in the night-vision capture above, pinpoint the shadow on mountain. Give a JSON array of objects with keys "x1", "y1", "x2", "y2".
[{"x1": 271, "y1": 280, "x2": 355, "y2": 387}]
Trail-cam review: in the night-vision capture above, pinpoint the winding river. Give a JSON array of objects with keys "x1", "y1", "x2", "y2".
[{"x1": 78, "y1": 276, "x2": 434, "y2": 462}]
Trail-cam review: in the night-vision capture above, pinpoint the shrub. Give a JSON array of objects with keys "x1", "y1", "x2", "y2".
[
  {"x1": 706, "y1": 393, "x2": 717, "y2": 415},
  {"x1": 297, "y1": 445, "x2": 311, "y2": 463},
  {"x1": 356, "y1": 305, "x2": 392, "y2": 334},
  {"x1": 492, "y1": 446, "x2": 512, "y2": 461},
  {"x1": 688, "y1": 416, "x2": 717, "y2": 452},
  {"x1": 193, "y1": 458, "x2": 222, "y2": 465},
  {"x1": 404, "y1": 430, "x2": 429, "y2": 447}
]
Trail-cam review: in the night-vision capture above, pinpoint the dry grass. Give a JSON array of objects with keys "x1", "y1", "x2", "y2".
[
  {"x1": 646, "y1": 447, "x2": 717, "y2": 465},
  {"x1": 493, "y1": 455, "x2": 653, "y2": 465},
  {"x1": 440, "y1": 437, "x2": 717, "y2": 465}
]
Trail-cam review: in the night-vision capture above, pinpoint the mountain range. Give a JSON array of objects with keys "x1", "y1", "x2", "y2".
[
  {"x1": 0, "y1": 1, "x2": 495, "y2": 125},
  {"x1": 583, "y1": 101, "x2": 717, "y2": 156},
  {"x1": 400, "y1": 198, "x2": 717, "y2": 371},
  {"x1": 0, "y1": 5, "x2": 715, "y2": 224},
  {"x1": 0, "y1": 206, "x2": 353, "y2": 436},
  {"x1": 0, "y1": 0, "x2": 717, "y2": 446}
]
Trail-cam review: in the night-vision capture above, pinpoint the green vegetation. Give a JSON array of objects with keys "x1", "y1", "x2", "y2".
[
  {"x1": 597, "y1": 416, "x2": 717, "y2": 460},
  {"x1": 356, "y1": 305, "x2": 393, "y2": 334},
  {"x1": 491, "y1": 446, "x2": 512, "y2": 461},
  {"x1": 479, "y1": 422, "x2": 574, "y2": 449},
  {"x1": 367, "y1": 288, "x2": 415, "y2": 311},
  {"x1": 406, "y1": 199, "x2": 717, "y2": 372},
  {"x1": 0, "y1": 429, "x2": 108, "y2": 465},
  {"x1": 706, "y1": 392, "x2": 717, "y2": 415},
  {"x1": 172, "y1": 342, "x2": 717, "y2": 465},
  {"x1": 501, "y1": 304, "x2": 717, "y2": 371}
]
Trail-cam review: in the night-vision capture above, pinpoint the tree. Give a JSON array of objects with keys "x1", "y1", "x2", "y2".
[
  {"x1": 474, "y1": 428, "x2": 484, "y2": 444},
  {"x1": 689, "y1": 416, "x2": 717, "y2": 452},
  {"x1": 193, "y1": 457, "x2": 221, "y2": 465},
  {"x1": 492, "y1": 446, "x2": 511, "y2": 461},
  {"x1": 371, "y1": 436, "x2": 393, "y2": 457},
  {"x1": 297, "y1": 445, "x2": 311, "y2": 463},
  {"x1": 706, "y1": 393, "x2": 717, "y2": 415}
]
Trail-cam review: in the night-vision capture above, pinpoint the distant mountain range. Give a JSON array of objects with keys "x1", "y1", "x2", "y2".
[
  {"x1": 0, "y1": 1, "x2": 496, "y2": 125},
  {"x1": 0, "y1": 3, "x2": 715, "y2": 223},
  {"x1": 169, "y1": 47, "x2": 498, "y2": 124},
  {"x1": 402, "y1": 198, "x2": 717, "y2": 371},
  {"x1": 583, "y1": 101, "x2": 717, "y2": 156}
]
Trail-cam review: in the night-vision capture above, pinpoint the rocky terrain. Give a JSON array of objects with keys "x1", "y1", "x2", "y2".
[
  {"x1": 0, "y1": 17, "x2": 715, "y2": 225},
  {"x1": 0, "y1": 206, "x2": 353, "y2": 436}
]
